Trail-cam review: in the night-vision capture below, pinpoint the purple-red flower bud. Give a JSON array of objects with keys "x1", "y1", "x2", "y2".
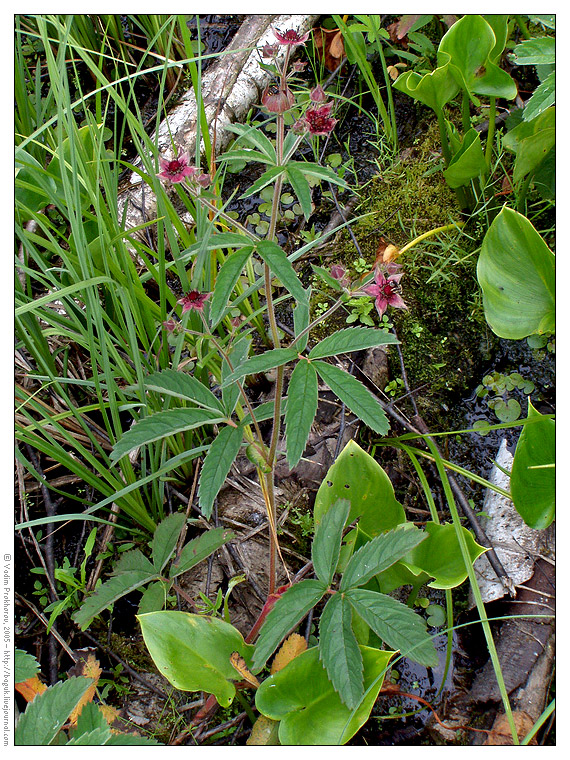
[
  {"x1": 310, "y1": 84, "x2": 327, "y2": 103},
  {"x1": 261, "y1": 84, "x2": 295, "y2": 113}
]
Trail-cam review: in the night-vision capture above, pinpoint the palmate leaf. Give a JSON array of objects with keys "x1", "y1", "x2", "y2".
[
  {"x1": 240, "y1": 396, "x2": 288, "y2": 427},
  {"x1": 240, "y1": 166, "x2": 286, "y2": 199},
  {"x1": 110, "y1": 408, "x2": 226, "y2": 463},
  {"x1": 345, "y1": 588, "x2": 438, "y2": 667},
  {"x1": 209, "y1": 247, "x2": 254, "y2": 327},
  {"x1": 111, "y1": 548, "x2": 156, "y2": 575},
  {"x1": 222, "y1": 337, "x2": 251, "y2": 415},
  {"x1": 287, "y1": 161, "x2": 349, "y2": 190},
  {"x1": 221, "y1": 348, "x2": 297, "y2": 387},
  {"x1": 287, "y1": 165, "x2": 313, "y2": 220},
  {"x1": 285, "y1": 359, "x2": 318, "y2": 468},
  {"x1": 142, "y1": 368, "x2": 225, "y2": 413},
  {"x1": 15, "y1": 677, "x2": 94, "y2": 745},
  {"x1": 318, "y1": 594, "x2": 363, "y2": 709},
  {"x1": 224, "y1": 122, "x2": 277, "y2": 164},
  {"x1": 251, "y1": 580, "x2": 327, "y2": 672},
  {"x1": 151, "y1": 512, "x2": 186, "y2": 572},
  {"x1": 170, "y1": 527, "x2": 235, "y2": 578},
  {"x1": 311, "y1": 499, "x2": 350, "y2": 586},
  {"x1": 313, "y1": 361, "x2": 389, "y2": 435},
  {"x1": 293, "y1": 285, "x2": 311, "y2": 352},
  {"x1": 198, "y1": 425, "x2": 244, "y2": 518},
  {"x1": 73, "y1": 570, "x2": 159, "y2": 630},
  {"x1": 340, "y1": 525, "x2": 427, "y2": 591},
  {"x1": 308, "y1": 327, "x2": 398, "y2": 360}
]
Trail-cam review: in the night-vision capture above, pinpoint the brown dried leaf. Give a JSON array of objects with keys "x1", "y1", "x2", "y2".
[
  {"x1": 230, "y1": 651, "x2": 260, "y2": 689},
  {"x1": 483, "y1": 711, "x2": 538, "y2": 745},
  {"x1": 382, "y1": 244, "x2": 401, "y2": 263},
  {"x1": 270, "y1": 633, "x2": 307, "y2": 674},
  {"x1": 313, "y1": 27, "x2": 345, "y2": 71},
  {"x1": 67, "y1": 652, "x2": 102, "y2": 725},
  {"x1": 15, "y1": 675, "x2": 47, "y2": 702},
  {"x1": 246, "y1": 715, "x2": 280, "y2": 745}
]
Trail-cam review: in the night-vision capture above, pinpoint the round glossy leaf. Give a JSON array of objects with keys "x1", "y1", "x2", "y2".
[
  {"x1": 314, "y1": 440, "x2": 405, "y2": 535},
  {"x1": 138, "y1": 611, "x2": 254, "y2": 707},
  {"x1": 255, "y1": 646, "x2": 394, "y2": 745},
  {"x1": 443, "y1": 128, "x2": 487, "y2": 188},
  {"x1": 511, "y1": 401, "x2": 555, "y2": 529},
  {"x1": 477, "y1": 207, "x2": 555, "y2": 339},
  {"x1": 406, "y1": 522, "x2": 487, "y2": 589},
  {"x1": 393, "y1": 64, "x2": 459, "y2": 111}
]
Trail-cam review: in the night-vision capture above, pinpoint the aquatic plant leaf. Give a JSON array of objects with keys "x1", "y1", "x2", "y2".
[
  {"x1": 404, "y1": 522, "x2": 487, "y2": 589},
  {"x1": 318, "y1": 594, "x2": 364, "y2": 709},
  {"x1": 15, "y1": 677, "x2": 93, "y2": 745},
  {"x1": 74, "y1": 570, "x2": 159, "y2": 630},
  {"x1": 443, "y1": 128, "x2": 487, "y2": 188},
  {"x1": 151, "y1": 512, "x2": 186, "y2": 572},
  {"x1": 340, "y1": 525, "x2": 426, "y2": 591},
  {"x1": 221, "y1": 348, "x2": 297, "y2": 387},
  {"x1": 209, "y1": 247, "x2": 255, "y2": 327},
  {"x1": 110, "y1": 408, "x2": 225, "y2": 463},
  {"x1": 314, "y1": 440, "x2": 405, "y2": 534},
  {"x1": 477, "y1": 207, "x2": 555, "y2": 339},
  {"x1": 198, "y1": 424, "x2": 244, "y2": 518},
  {"x1": 346, "y1": 589, "x2": 438, "y2": 667},
  {"x1": 308, "y1": 327, "x2": 398, "y2": 360},
  {"x1": 255, "y1": 645, "x2": 393, "y2": 745},
  {"x1": 142, "y1": 368, "x2": 225, "y2": 413},
  {"x1": 285, "y1": 359, "x2": 318, "y2": 468},
  {"x1": 170, "y1": 526, "x2": 235, "y2": 578},
  {"x1": 511, "y1": 401, "x2": 555, "y2": 529},
  {"x1": 252, "y1": 580, "x2": 327, "y2": 672},
  {"x1": 313, "y1": 361, "x2": 389, "y2": 436},
  {"x1": 312, "y1": 499, "x2": 350, "y2": 585},
  {"x1": 138, "y1": 611, "x2": 254, "y2": 707},
  {"x1": 257, "y1": 240, "x2": 308, "y2": 305},
  {"x1": 15, "y1": 648, "x2": 40, "y2": 682},
  {"x1": 393, "y1": 63, "x2": 459, "y2": 111},
  {"x1": 246, "y1": 715, "x2": 281, "y2": 745},
  {"x1": 438, "y1": 15, "x2": 517, "y2": 101}
]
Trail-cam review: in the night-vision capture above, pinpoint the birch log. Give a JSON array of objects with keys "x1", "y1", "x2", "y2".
[{"x1": 118, "y1": 14, "x2": 319, "y2": 232}]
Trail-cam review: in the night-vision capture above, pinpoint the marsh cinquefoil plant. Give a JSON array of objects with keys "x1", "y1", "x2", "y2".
[{"x1": 110, "y1": 27, "x2": 400, "y2": 596}]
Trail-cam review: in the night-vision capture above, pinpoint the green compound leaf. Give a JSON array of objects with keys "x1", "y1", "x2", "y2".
[
  {"x1": 139, "y1": 611, "x2": 254, "y2": 707},
  {"x1": 312, "y1": 499, "x2": 350, "y2": 586},
  {"x1": 15, "y1": 648, "x2": 40, "y2": 683},
  {"x1": 110, "y1": 408, "x2": 226, "y2": 463},
  {"x1": 285, "y1": 359, "x2": 318, "y2": 468},
  {"x1": 512, "y1": 36, "x2": 555, "y2": 66},
  {"x1": 255, "y1": 645, "x2": 393, "y2": 745},
  {"x1": 222, "y1": 337, "x2": 251, "y2": 415},
  {"x1": 198, "y1": 425, "x2": 244, "y2": 518},
  {"x1": 137, "y1": 581, "x2": 169, "y2": 615},
  {"x1": 170, "y1": 526, "x2": 235, "y2": 578},
  {"x1": 340, "y1": 525, "x2": 427, "y2": 591},
  {"x1": 151, "y1": 512, "x2": 186, "y2": 572},
  {"x1": 221, "y1": 348, "x2": 297, "y2": 387},
  {"x1": 15, "y1": 677, "x2": 94, "y2": 746},
  {"x1": 251, "y1": 580, "x2": 327, "y2": 672},
  {"x1": 318, "y1": 594, "x2": 363, "y2": 709},
  {"x1": 511, "y1": 401, "x2": 555, "y2": 530},
  {"x1": 209, "y1": 247, "x2": 254, "y2": 327},
  {"x1": 523, "y1": 72, "x2": 555, "y2": 122},
  {"x1": 293, "y1": 285, "x2": 311, "y2": 352},
  {"x1": 142, "y1": 368, "x2": 225, "y2": 413},
  {"x1": 315, "y1": 440, "x2": 405, "y2": 535},
  {"x1": 477, "y1": 206, "x2": 555, "y2": 339},
  {"x1": 346, "y1": 588, "x2": 438, "y2": 667},
  {"x1": 308, "y1": 327, "x2": 398, "y2": 360},
  {"x1": 240, "y1": 166, "x2": 286, "y2": 198},
  {"x1": 225, "y1": 122, "x2": 278, "y2": 164},
  {"x1": 287, "y1": 165, "x2": 313, "y2": 220},
  {"x1": 313, "y1": 361, "x2": 389, "y2": 436},
  {"x1": 73, "y1": 570, "x2": 159, "y2": 630},
  {"x1": 257, "y1": 240, "x2": 308, "y2": 305}
]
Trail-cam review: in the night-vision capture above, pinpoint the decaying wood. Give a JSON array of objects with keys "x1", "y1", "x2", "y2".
[{"x1": 118, "y1": 14, "x2": 319, "y2": 234}]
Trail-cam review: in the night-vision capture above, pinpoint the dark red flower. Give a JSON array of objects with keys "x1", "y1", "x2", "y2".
[
  {"x1": 177, "y1": 290, "x2": 211, "y2": 314},
  {"x1": 261, "y1": 84, "x2": 295, "y2": 113},
  {"x1": 272, "y1": 27, "x2": 310, "y2": 46},
  {"x1": 304, "y1": 103, "x2": 338, "y2": 136},
  {"x1": 261, "y1": 43, "x2": 278, "y2": 58},
  {"x1": 364, "y1": 267, "x2": 407, "y2": 317},
  {"x1": 158, "y1": 153, "x2": 196, "y2": 183}
]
